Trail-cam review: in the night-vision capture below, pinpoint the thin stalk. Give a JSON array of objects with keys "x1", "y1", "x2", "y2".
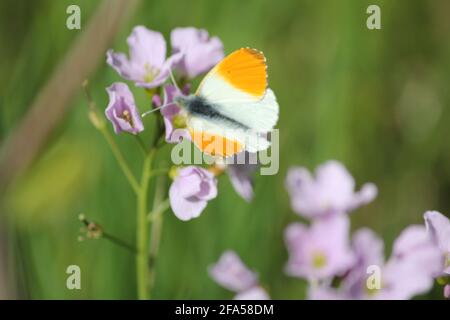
[
  {"x1": 83, "y1": 81, "x2": 140, "y2": 194},
  {"x1": 100, "y1": 126, "x2": 140, "y2": 194},
  {"x1": 134, "y1": 134, "x2": 148, "y2": 155},
  {"x1": 136, "y1": 149, "x2": 155, "y2": 300},
  {"x1": 78, "y1": 214, "x2": 137, "y2": 254},
  {"x1": 102, "y1": 232, "x2": 138, "y2": 254},
  {"x1": 148, "y1": 175, "x2": 166, "y2": 298},
  {"x1": 147, "y1": 199, "x2": 170, "y2": 222}
]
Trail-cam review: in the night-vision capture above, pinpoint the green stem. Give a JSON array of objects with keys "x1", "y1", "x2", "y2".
[
  {"x1": 147, "y1": 198, "x2": 169, "y2": 222},
  {"x1": 136, "y1": 149, "x2": 155, "y2": 300},
  {"x1": 83, "y1": 82, "x2": 139, "y2": 194},
  {"x1": 100, "y1": 126, "x2": 140, "y2": 194},
  {"x1": 134, "y1": 134, "x2": 148, "y2": 155},
  {"x1": 102, "y1": 232, "x2": 138, "y2": 254},
  {"x1": 149, "y1": 168, "x2": 169, "y2": 179},
  {"x1": 148, "y1": 175, "x2": 166, "y2": 299}
]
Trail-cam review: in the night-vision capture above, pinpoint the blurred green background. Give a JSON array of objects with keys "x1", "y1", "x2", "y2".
[{"x1": 1, "y1": 0, "x2": 449, "y2": 299}]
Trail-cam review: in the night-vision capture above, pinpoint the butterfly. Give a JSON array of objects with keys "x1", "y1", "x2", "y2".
[{"x1": 174, "y1": 47, "x2": 279, "y2": 158}]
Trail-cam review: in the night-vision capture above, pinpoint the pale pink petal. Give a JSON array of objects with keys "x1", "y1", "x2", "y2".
[
  {"x1": 209, "y1": 251, "x2": 258, "y2": 292},
  {"x1": 234, "y1": 287, "x2": 269, "y2": 300}
]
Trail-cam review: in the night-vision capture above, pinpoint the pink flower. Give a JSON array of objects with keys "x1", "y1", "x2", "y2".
[
  {"x1": 153, "y1": 85, "x2": 191, "y2": 143},
  {"x1": 226, "y1": 163, "x2": 257, "y2": 202},
  {"x1": 234, "y1": 287, "x2": 270, "y2": 300},
  {"x1": 343, "y1": 229, "x2": 384, "y2": 296},
  {"x1": 212, "y1": 153, "x2": 258, "y2": 202},
  {"x1": 226, "y1": 152, "x2": 258, "y2": 202},
  {"x1": 308, "y1": 224, "x2": 442, "y2": 300},
  {"x1": 209, "y1": 251, "x2": 269, "y2": 300},
  {"x1": 171, "y1": 27, "x2": 224, "y2": 78},
  {"x1": 308, "y1": 286, "x2": 346, "y2": 300},
  {"x1": 445, "y1": 284, "x2": 450, "y2": 299},
  {"x1": 209, "y1": 251, "x2": 258, "y2": 292},
  {"x1": 424, "y1": 211, "x2": 450, "y2": 275},
  {"x1": 286, "y1": 161, "x2": 377, "y2": 219},
  {"x1": 107, "y1": 26, "x2": 182, "y2": 88},
  {"x1": 169, "y1": 166, "x2": 217, "y2": 221},
  {"x1": 285, "y1": 215, "x2": 355, "y2": 280},
  {"x1": 105, "y1": 82, "x2": 143, "y2": 134},
  {"x1": 377, "y1": 225, "x2": 442, "y2": 299}
]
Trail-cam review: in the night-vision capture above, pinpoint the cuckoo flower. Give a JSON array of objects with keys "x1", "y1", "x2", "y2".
[
  {"x1": 445, "y1": 285, "x2": 450, "y2": 299},
  {"x1": 308, "y1": 225, "x2": 442, "y2": 300},
  {"x1": 221, "y1": 152, "x2": 258, "y2": 202},
  {"x1": 107, "y1": 26, "x2": 182, "y2": 89},
  {"x1": 105, "y1": 82, "x2": 143, "y2": 134},
  {"x1": 343, "y1": 228, "x2": 384, "y2": 298},
  {"x1": 375, "y1": 225, "x2": 442, "y2": 299},
  {"x1": 171, "y1": 27, "x2": 224, "y2": 78},
  {"x1": 286, "y1": 161, "x2": 377, "y2": 219},
  {"x1": 234, "y1": 287, "x2": 270, "y2": 300},
  {"x1": 308, "y1": 286, "x2": 346, "y2": 300},
  {"x1": 169, "y1": 166, "x2": 217, "y2": 221},
  {"x1": 208, "y1": 152, "x2": 257, "y2": 202},
  {"x1": 285, "y1": 215, "x2": 355, "y2": 280},
  {"x1": 424, "y1": 211, "x2": 450, "y2": 275},
  {"x1": 153, "y1": 85, "x2": 191, "y2": 143},
  {"x1": 226, "y1": 163, "x2": 257, "y2": 202},
  {"x1": 209, "y1": 251, "x2": 269, "y2": 300}
]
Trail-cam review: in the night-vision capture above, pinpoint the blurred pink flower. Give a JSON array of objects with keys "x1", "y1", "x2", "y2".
[
  {"x1": 226, "y1": 153, "x2": 258, "y2": 202},
  {"x1": 153, "y1": 85, "x2": 191, "y2": 143},
  {"x1": 445, "y1": 284, "x2": 450, "y2": 299},
  {"x1": 171, "y1": 27, "x2": 224, "y2": 78},
  {"x1": 169, "y1": 166, "x2": 217, "y2": 221},
  {"x1": 424, "y1": 211, "x2": 450, "y2": 275},
  {"x1": 308, "y1": 224, "x2": 442, "y2": 300},
  {"x1": 308, "y1": 286, "x2": 346, "y2": 300},
  {"x1": 105, "y1": 82, "x2": 143, "y2": 134},
  {"x1": 209, "y1": 250, "x2": 269, "y2": 300},
  {"x1": 284, "y1": 215, "x2": 355, "y2": 280},
  {"x1": 107, "y1": 26, "x2": 182, "y2": 88},
  {"x1": 209, "y1": 250, "x2": 258, "y2": 292},
  {"x1": 234, "y1": 287, "x2": 269, "y2": 300},
  {"x1": 285, "y1": 160, "x2": 377, "y2": 219},
  {"x1": 376, "y1": 225, "x2": 442, "y2": 299}
]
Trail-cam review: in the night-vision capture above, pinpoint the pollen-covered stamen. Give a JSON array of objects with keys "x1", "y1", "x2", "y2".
[
  {"x1": 312, "y1": 251, "x2": 327, "y2": 269},
  {"x1": 143, "y1": 63, "x2": 160, "y2": 83},
  {"x1": 119, "y1": 109, "x2": 134, "y2": 127}
]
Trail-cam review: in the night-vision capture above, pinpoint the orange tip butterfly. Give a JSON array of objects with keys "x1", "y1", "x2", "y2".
[{"x1": 174, "y1": 47, "x2": 279, "y2": 158}]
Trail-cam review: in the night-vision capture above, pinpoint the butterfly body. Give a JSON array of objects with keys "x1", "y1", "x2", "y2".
[{"x1": 175, "y1": 95, "x2": 251, "y2": 131}]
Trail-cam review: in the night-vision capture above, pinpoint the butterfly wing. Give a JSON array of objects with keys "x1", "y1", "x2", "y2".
[
  {"x1": 187, "y1": 116, "x2": 271, "y2": 157},
  {"x1": 188, "y1": 48, "x2": 279, "y2": 157},
  {"x1": 196, "y1": 47, "x2": 268, "y2": 103}
]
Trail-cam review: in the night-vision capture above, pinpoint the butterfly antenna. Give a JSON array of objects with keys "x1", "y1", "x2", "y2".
[
  {"x1": 143, "y1": 70, "x2": 182, "y2": 117},
  {"x1": 142, "y1": 103, "x2": 175, "y2": 117},
  {"x1": 169, "y1": 67, "x2": 182, "y2": 94}
]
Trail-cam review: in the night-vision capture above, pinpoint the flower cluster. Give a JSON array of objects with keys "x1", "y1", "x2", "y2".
[
  {"x1": 105, "y1": 25, "x2": 222, "y2": 135},
  {"x1": 210, "y1": 161, "x2": 449, "y2": 300},
  {"x1": 102, "y1": 25, "x2": 450, "y2": 300},
  {"x1": 105, "y1": 26, "x2": 258, "y2": 221},
  {"x1": 284, "y1": 161, "x2": 448, "y2": 300}
]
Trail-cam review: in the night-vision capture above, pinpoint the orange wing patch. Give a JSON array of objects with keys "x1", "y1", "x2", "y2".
[
  {"x1": 190, "y1": 129, "x2": 244, "y2": 157},
  {"x1": 216, "y1": 48, "x2": 267, "y2": 98}
]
